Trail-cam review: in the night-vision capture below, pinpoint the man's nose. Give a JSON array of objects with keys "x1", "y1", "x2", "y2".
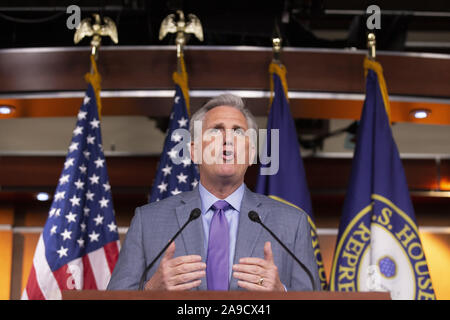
[{"x1": 223, "y1": 130, "x2": 234, "y2": 145}]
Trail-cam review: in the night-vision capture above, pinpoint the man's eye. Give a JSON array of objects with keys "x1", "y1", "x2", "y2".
[
  {"x1": 233, "y1": 128, "x2": 245, "y2": 136},
  {"x1": 205, "y1": 128, "x2": 221, "y2": 136}
]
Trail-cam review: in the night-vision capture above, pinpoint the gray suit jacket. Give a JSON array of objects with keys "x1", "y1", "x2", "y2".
[{"x1": 107, "y1": 186, "x2": 320, "y2": 291}]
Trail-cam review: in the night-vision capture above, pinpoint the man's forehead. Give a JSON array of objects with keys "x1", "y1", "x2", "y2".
[{"x1": 204, "y1": 106, "x2": 248, "y2": 126}]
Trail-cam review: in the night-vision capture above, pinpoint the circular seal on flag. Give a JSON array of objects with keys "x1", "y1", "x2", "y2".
[
  {"x1": 378, "y1": 256, "x2": 396, "y2": 278},
  {"x1": 330, "y1": 194, "x2": 435, "y2": 300}
]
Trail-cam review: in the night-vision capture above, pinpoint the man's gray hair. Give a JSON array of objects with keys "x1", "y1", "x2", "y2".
[{"x1": 189, "y1": 93, "x2": 258, "y2": 138}]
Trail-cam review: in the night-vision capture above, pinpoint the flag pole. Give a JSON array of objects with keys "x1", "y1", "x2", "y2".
[
  {"x1": 159, "y1": 10, "x2": 203, "y2": 115},
  {"x1": 367, "y1": 32, "x2": 376, "y2": 61},
  {"x1": 270, "y1": 34, "x2": 288, "y2": 106},
  {"x1": 73, "y1": 13, "x2": 119, "y2": 118}
]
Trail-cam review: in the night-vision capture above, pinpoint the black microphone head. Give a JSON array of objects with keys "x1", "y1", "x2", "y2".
[
  {"x1": 248, "y1": 211, "x2": 261, "y2": 223},
  {"x1": 189, "y1": 208, "x2": 202, "y2": 221}
]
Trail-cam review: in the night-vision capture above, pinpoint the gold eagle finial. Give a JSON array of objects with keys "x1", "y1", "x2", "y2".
[
  {"x1": 159, "y1": 10, "x2": 203, "y2": 58},
  {"x1": 74, "y1": 13, "x2": 118, "y2": 56}
]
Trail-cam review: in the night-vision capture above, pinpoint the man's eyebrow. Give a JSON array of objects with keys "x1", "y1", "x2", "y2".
[{"x1": 210, "y1": 123, "x2": 224, "y2": 129}]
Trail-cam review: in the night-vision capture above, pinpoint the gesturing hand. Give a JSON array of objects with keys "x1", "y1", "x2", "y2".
[
  {"x1": 144, "y1": 242, "x2": 206, "y2": 291},
  {"x1": 232, "y1": 241, "x2": 285, "y2": 291}
]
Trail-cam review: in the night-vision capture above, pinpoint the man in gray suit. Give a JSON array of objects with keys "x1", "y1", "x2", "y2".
[{"x1": 107, "y1": 94, "x2": 320, "y2": 291}]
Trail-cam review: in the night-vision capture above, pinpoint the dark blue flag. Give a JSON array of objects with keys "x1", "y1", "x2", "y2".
[
  {"x1": 255, "y1": 62, "x2": 327, "y2": 289},
  {"x1": 23, "y1": 74, "x2": 120, "y2": 299},
  {"x1": 330, "y1": 57, "x2": 435, "y2": 300},
  {"x1": 149, "y1": 59, "x2": 199, "y2": 202}
]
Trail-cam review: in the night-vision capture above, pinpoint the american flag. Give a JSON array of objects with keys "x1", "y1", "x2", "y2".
[
  {"x1": 149, "y1": 82, "x2": 199, "y2": 202},
  {"x1": 22, "y1": 84, "x2": 120, "y2": 300}
]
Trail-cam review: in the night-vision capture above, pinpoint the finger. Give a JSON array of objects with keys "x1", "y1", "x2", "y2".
[
  {"x1": 232, "y1": 263, "x2": 265, "y2": 276},
  {"x1": 237, "y1": 280, "x2": 268, "y2": 291},
  {"x1": 172, "y1": 270, "x2": 206, "y2": 286},
  {"x1": 233, "y1": 271, "x2": 261, "y2": 285},
  {"x1": 173, "y1": 261, "x2": 206, "y2": 275},
  {"x1": 169, "y1": 254, "x2": 202, "y2": 267},
  {"x1": 171, "y1": 279, "x2": 202, "y2": 291},
  {"x1": 162, "y1": 242, "x2": 176, "y2": 262},
  {"x1": 237, "y1": 257, "x2": 268, "y2": 268},
  {"x1": 264, "y1": 241, "x2": 274, "y2": 263}
]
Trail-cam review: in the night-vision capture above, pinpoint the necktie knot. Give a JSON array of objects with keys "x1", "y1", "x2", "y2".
[{"x1": 212, "y1": 200, "x2": 230, "y2": 212}]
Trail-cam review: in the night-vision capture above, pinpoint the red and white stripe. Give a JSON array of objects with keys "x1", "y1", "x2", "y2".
[{"x1": 22, "y1": 235, "x2": 120, "y2": 300}]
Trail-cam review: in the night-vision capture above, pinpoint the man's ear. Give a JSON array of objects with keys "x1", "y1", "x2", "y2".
[
  {"x1": 249, "y1": 142, "x2": 257, "y2": 166},
  {"x1": 190, "y1": 141, "x2": 196, "y2": 164},
  {"x1": 190, "y1": 140, "x2": 201, "y2": 164}
]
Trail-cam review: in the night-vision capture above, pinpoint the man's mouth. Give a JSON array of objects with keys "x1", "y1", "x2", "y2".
[{"x1": 222, "y1": 149, "x2": 234, "y2": 161}]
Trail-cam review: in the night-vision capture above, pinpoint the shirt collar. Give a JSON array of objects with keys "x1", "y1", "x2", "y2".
[{"x1": 198, "y1": 181, "x2": 245, "y2": 214}]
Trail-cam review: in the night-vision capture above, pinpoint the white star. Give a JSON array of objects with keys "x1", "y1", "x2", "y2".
[
  {"x1": 157, "y1": 181, "x2": 168, "y2": 193},
  {"x1": 79, "y1": 164, "x2": 87, "y2": 174},
  {"x1": 64, "y1": 158, "x2": 75, "y2": 169},
  {"x1": 171, "y1": 132, "x2": 182, "y2": 142},
  {"x1": 87, "y1": 135, "x2": 96, "y2": 144},
  {"x1": 54, "y1": 191, "x2": 65, "y2": 201},
  {"x1": 83, "y1": 95, "x2": 91, "y2": 105},
  {"x1": 60, "y1": 228, "x2": 72, "y2": 240},
  {"x1": 50, "y1": 225, "x2": 57, "y2": 235},
  {"x1": 107, "y1": 222, "x2": 118, "y2": 232},
  {"x1": 77, "y1": 238, "x2": 85, "y2": 248},
  {"x1": 103, "y1": 182, "x2": 111, "y2": 192},
  {"x1": 68, "y1": 142, "x2": 78, "y2": 153},
  {"x1": 88, "y1": 231, "x2": 100, "y2": 242},
  {"x1": 93, "y1": 214, "x2": 104, "y2": 226},
  {"x1": 167, "y1": 148, "x2": 178, "y2": 159},
  {"x1": 171, "y1": 188, "x2": 182, "y2": 196},
  {"x1": 65, "y1": 211, "x2": 77, "y2": 223},
  {"x1": 59, "y1": 174, "x2": 70, "y2": 185},
  {"x1": 174, "y1": 96, "x2": 180, "y2": 104},
  {"x1": 181, "y1": 157, "x2": 192, "y2": 168},
  {"x1": 80, "y1": 222, "x2": 87, "y2": 232},
  {"x1": 77, "y1": 110, "x2": 87, "y2": 120},
  {"x1": 54, "y1": 208, "x2": 61, "y2": 217},
  {"x1": 85, "y1": 190, "x2": 94, "y2": 201},
  {"x1": 89, "y1": 174, "x2": 100, "y2": 185},
  {"x1": 73, "y1": 126, "x2": 83, "y2": 136},
  {"x1": 191, "y1": 178, "x2": 199, "y2": 188},
  {"x1": 83, "y1": 207, "x2": 90, "y2": 216},
  {"x1": 94, "y1": 157, "x2": 105, "y2": 168},
  {"x1": 99, "y1": 197, "x2": 109, "y2": 208},
  {"x1": 57, "y1": 246, "x2": 68, "y2": 258},
  {"x1": 162, "y1": 164, "x2": 172, "y2": 176},
  {"x1": 176, "y1": 172, "x2": 188, "y2": 184},
  {"x1": 49, "y1": 208, "x2": 56, "y2": 217},
  {"x1": 90, "y1": 118, "x2": 100, "y2": 129},
  {"x1": 83, "y1": 150, "x2": 91, "y2": 160},
  {"x1": 74, "y1": 178, "x2": 84, "y2": 190},
  {"x1": 178, "y1": 117, "x2": 188, "y2": 128},
  {"x1": 69, "y1": 195, "x2": 81, "y2": 207}
]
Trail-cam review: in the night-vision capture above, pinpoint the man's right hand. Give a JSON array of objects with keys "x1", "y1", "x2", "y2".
[{"x1": 144, "y1": 242, "x2": 206, "y2": 290}]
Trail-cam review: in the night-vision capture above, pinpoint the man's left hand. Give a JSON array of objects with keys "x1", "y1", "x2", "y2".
[{"x1": 232, "y1": 241, "x2": 285, "y2": 291}]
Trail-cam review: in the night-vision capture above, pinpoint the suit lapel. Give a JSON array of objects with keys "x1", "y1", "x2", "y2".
[
  {"x1": 174, "y1": 187, "x2": 207, "y2": 290},
  {"x1": 229, "y1": 187, "x2": 266, "y2": 290}
]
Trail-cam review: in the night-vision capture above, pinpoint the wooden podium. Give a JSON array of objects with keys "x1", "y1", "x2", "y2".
[{"x1": 62, "y1": 290, "x2": 390, "y2": 300}]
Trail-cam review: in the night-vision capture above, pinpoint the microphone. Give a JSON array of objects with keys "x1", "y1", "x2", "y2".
[
  {"x1": 138, "y1": 208, "x2": 202, "y2": 290},
  {"x1": 248, "y1": 211, "x2": 317, "y2": 291}
]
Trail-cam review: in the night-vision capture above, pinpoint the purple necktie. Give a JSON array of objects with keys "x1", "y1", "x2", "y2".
[{"x1": 206, "y1": 200, "x2": 230, "y2": 291}]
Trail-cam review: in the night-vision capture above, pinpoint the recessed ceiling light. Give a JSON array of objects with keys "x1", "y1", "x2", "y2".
[
  {"x1": 36, "y1": 192, "x2": 50, "y2": 201},
  {"x1": 0, "y1": 105, "x2": 15, "y2": 115},
  {"x1": 410, "y1": 109, "x2": 431, "y2": 119}
]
